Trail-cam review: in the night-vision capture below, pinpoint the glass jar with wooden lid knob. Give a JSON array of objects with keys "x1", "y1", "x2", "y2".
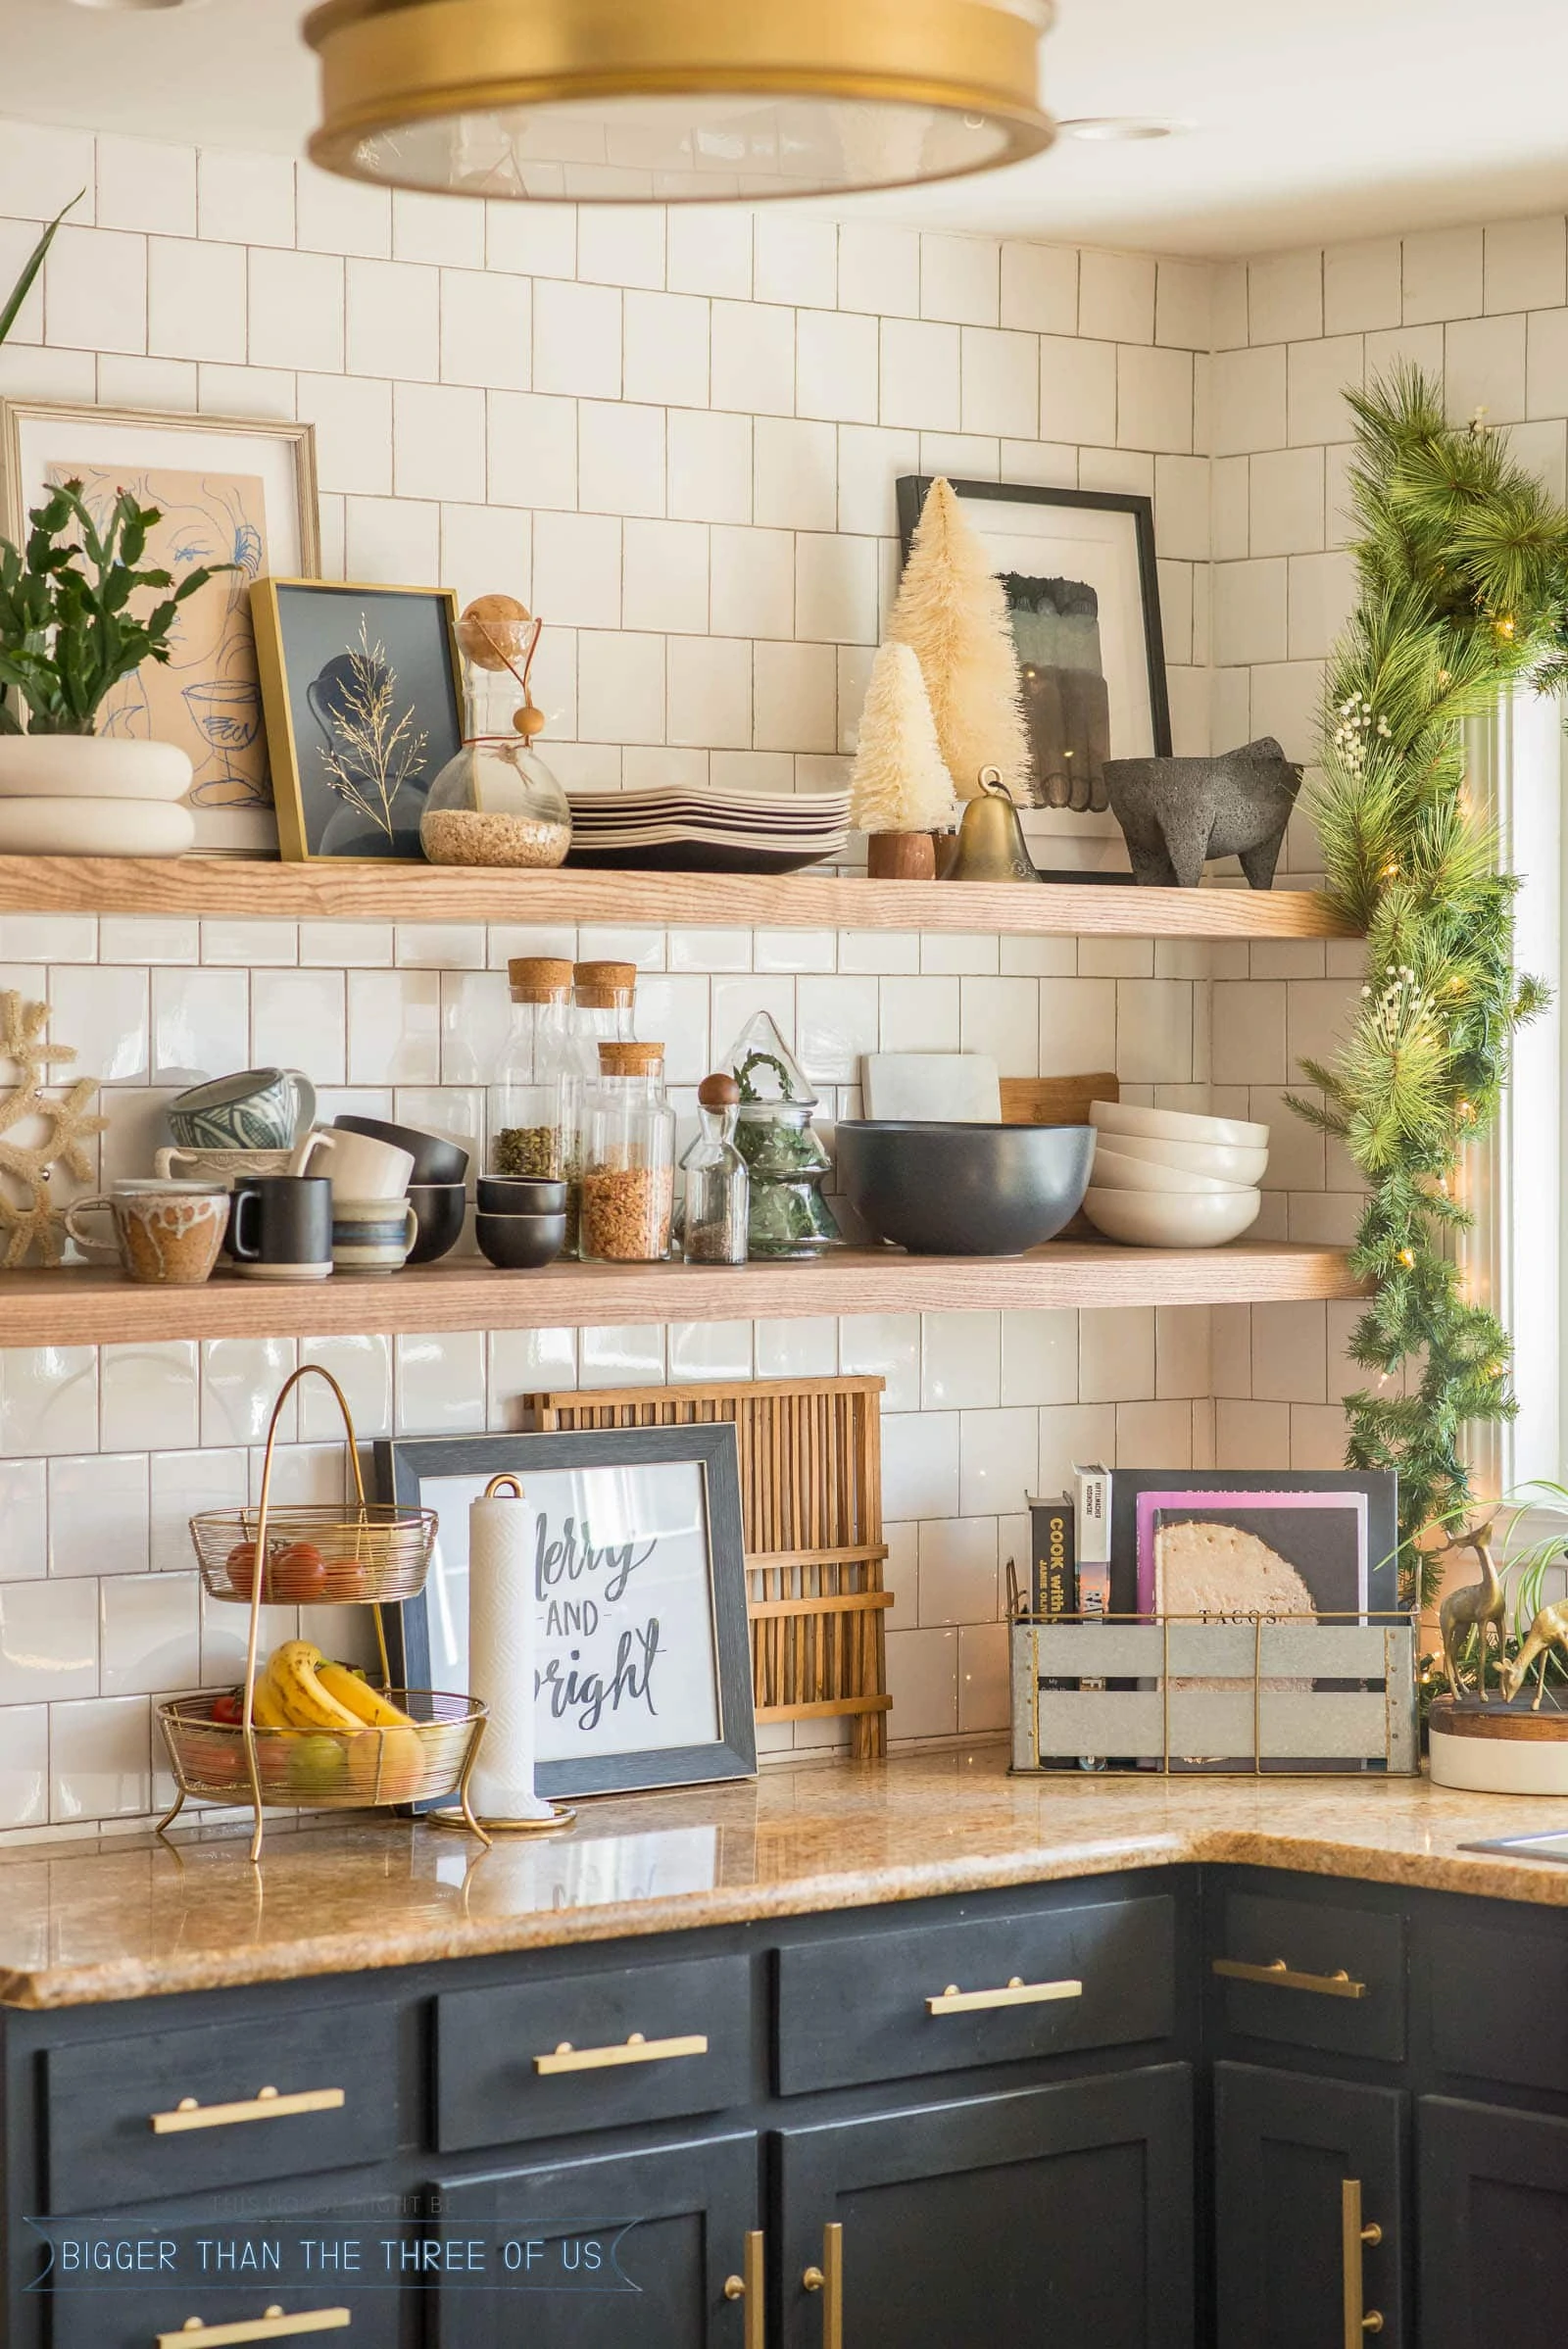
[
  {"x1": 420, "y1": 595, "x2": 571, "y2": 868},
  {"x1": 490, "y1": 955, "x2": 571, "y2": 1178},
  {"x1": 579, "y1": 1041, "x2": 676, "y2": 1262},
  {"x1": 560, "y1": 959, "x2": 636, "y2": 1248},
  {"x1": 680, "y1": 1072, "x2": 750, "y2": 1263}
]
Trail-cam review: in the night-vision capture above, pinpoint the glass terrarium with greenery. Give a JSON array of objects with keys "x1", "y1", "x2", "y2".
[{"x1": 724, "y1": 1010, "x2": 842, "y2": 1259}]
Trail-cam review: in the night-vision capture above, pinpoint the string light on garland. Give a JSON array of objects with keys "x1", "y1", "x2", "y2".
[{"x1": 1287, "y1": 366, "x2": 1568, "y2": 1605}]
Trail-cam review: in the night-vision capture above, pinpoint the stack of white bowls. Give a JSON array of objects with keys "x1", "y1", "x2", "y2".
[{"x1": 1082, "y1": 1101, "x2": 1269, "y2": 1247}]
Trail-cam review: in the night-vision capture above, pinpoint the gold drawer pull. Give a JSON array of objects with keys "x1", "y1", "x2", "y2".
[
  {"x1": 723, "y1": 2229, "x2": 765, "y2": 2349},
  {"x1": 803, "y1": 2222, "x2": 844, "y2": 2349},
  {"x1": 157, "y1": 2310, "x2": 350, "y2": 2346},
  {"x1": 1212, "y1": 1958, "x2": 1367, "y2": 2000},
  {"x1": 1342, "y1": 2178, "x2": 1384, "y2": 2343},
  {"x1": 151, "y1": 2086, "x2": 347, "y2": 2134},
  {"x1": 926, "y1": 1974, "x2": 1083, "y2": 2016},
  {"x1": 534, "y1": 2030, "x2": 709, "y2": 2075}
]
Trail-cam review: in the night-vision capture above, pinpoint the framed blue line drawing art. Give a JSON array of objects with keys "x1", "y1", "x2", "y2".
[
  {"x1": 251, "y1": 577, "x2": 464, "y2": 861},
  {"x1": 0, "y1": 400, "x2": 319, "y2": 859},
  {"x1": 378, "y1": 1424, "x2": 758, "y2": 1799}
]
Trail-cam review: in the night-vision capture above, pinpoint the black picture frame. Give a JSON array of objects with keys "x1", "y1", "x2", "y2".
[
  {"x1": 250, "y1": 577, "x2": 463, "y2": 863},
  {"x1": 896, "y1": 475, "x2": 1172, "y2": 810},
  {"x1": 377, "y1": 1425, "x2": 757, "y2": 1800}
]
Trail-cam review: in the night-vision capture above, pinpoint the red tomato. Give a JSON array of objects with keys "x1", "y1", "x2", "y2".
[
  {"x1": 224, "y1": 1541, "x2": 272, "y2": 1597},
  {"x1": 210, "y1": 1689, "x2": 244, "y2": 1726},
  {"x1": 271, "y1": 1542, "x2": 328, "y2": 1601}
]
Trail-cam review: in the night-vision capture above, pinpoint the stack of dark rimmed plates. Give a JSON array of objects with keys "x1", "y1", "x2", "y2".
[{"x1": 564, "y1": 783, "x2": 850, "y2": 874}]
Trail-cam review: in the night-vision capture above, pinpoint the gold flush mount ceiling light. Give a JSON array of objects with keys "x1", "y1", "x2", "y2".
[{"x1": 305, "y1": 0, "x2": 1056, "y2": 203}]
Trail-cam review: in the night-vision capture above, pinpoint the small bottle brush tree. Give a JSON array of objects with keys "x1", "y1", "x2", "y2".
[
  {"x1": 0, "y1": 479, "x2": 227, "y2": 736},
  {"x1": 850, "y1": 641, "x2": 956, "y2": 875},
  {"x1": 888, "y1": 477, "x2": 1031, "y2": 803}
]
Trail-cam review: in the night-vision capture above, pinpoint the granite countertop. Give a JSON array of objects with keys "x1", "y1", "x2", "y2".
[{"x1": 4, "y1": 1744, "x2": 1568, "y2": 2010}]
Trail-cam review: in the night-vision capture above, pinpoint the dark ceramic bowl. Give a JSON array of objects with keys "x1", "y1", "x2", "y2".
[
  {"x1": 406, "y1": 1182, "x2": 468, "y2": 1266},
  {"x1": 834, "y1": 1121, "x2": 1095, "y2": 1256},
  {"x1": 334, "y1": 1113, "x2": 469, "y2": 1185},
  {"x1": 475, "y1": 1210, "x2": 566, "y2": 1270},
  {"x1": 477, "y1": 1174, "x2": 568, "y2": 1215}
]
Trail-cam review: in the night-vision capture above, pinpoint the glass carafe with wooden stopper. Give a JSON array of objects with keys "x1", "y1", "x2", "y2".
[
  {"x1": 579, "y1": 1042, "x2": 675, "y2": 1263},
  {"x1": 421, "y1": 596, "x2": 572, "y2": 868},
  {"x1": 680, "y1": 1073, "x2": 750, "y2": 1264},
  {"x1": 489, "y1": 956, "x2": 571, "y2": 1177}
]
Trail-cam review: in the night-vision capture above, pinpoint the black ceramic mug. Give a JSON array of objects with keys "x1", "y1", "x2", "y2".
[{"x1": 229, "y1": 1175, "x2": 333, "y2": 1283}]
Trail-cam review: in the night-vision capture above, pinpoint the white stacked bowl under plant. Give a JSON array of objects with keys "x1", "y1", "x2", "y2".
[{"x1": 1082, "y1": 1101, "x2": 1268, "y2": 1248}]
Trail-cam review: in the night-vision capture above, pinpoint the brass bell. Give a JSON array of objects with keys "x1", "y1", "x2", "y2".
[{"x1": 939, "y1": 767, "x2": 1039, "y2": 883}]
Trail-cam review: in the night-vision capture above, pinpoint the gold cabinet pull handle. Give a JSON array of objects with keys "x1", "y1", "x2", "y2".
[
  {"x1": 534, "y1": 2031, "x2": 709, "y2": 2076},
  {"x1": 802, "y1": 2222, "x2": 844, "y2": 2349},
  {"x1": 150, "y1": 2087, "x2": 346, "y2": 2134},
  {"x1": 1212, "y1": 1958, "x2": 1367, "y2": 2000},
  {"x1": 926, "y1": 1974, "x2": 1083, "y2": 2015},
  {"x1": 722, "y1": 2228, "x2": 765, "y2": 2349},
  {"x1": 156, "y1": 2310, "x2": 350, "y2": 2347},
  {"x1": 1342, "y1": 2178, "x2": 1384, "y2": 2344}
]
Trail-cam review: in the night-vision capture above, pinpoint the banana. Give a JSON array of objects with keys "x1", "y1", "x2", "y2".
[
  {"x1": 249, "y1": 1676, "x2": 292, "y2": 1732},
  {"x1": 316, "y1": 1661, "x2": 415, "y2": 1729},
  {"x1": 266, "y1": 1639, "x2": 366, "y2": 1733}
]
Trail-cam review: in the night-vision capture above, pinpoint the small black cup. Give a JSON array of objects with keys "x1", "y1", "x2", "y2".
[
  {"x1": 477, "y1": 1175, "x2": 567, "y2": 1214},
  {"x1": 475, "y1": 1210, "x2": 566, "y2": 1270},
  {"x1": 334, "y1": 1113, "x2": 469, "y2": 1185},
  {"x1": 229, "y1": 1175, "x2": 333, "y2": 1281},
  {"x1": 407, "y1": 1182, "x2": 468, "y2": 1266}
]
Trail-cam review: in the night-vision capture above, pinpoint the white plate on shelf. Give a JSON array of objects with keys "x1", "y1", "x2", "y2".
[
  {"x1": 1090, "y1": 1099, "x2": 1270, "y2": 1151},
  {"x1": 1090, "y1": 1145, "x2": 1252, "y2": 1197},
  {"x1": 1090, "y1": 1129, "x2": 1270, "y2": 1187}
]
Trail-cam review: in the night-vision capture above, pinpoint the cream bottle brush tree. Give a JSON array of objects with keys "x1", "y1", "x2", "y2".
[
  {"x1": 849, "y1": 640, "x2": 956, "y2": 834},
  {"x1": 888, "y1": 477, "x2": 1032, "y2": 802}
]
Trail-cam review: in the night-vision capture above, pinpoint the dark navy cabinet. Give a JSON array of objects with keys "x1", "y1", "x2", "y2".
[{"x1": 2, "y1": 1862, "x2": 1566, "y2": 2347}]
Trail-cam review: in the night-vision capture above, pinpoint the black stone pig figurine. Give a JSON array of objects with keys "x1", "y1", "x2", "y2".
[{"x1": 1103, "y1": 736, "x2": 1302, "y2": 889}]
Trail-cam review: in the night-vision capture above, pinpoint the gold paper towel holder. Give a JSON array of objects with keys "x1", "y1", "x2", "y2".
[{"x1": 427, "y1": 1472, "x2": 576, "y2": 1837}]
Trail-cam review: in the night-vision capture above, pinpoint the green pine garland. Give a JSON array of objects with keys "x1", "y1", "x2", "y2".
[{"x1": 1289, "y1": 368, "x2": 1568, "y2": 1604}]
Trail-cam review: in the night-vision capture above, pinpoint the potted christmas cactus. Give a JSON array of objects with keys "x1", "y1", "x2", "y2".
[{"x1": 0, "y1": 199, "x2": 230, "y2": 854}]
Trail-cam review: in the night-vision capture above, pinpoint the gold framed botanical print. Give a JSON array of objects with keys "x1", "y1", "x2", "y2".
[
  {"x1": 250, "y1": 578, "x2": 464, "y2": 862},
  {"x1": 0, "y1": 401, "x2": 318, "y2": 858}
]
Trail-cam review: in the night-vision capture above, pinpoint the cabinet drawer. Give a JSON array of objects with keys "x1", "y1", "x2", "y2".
[
  {"x1": 43, "y1": 2003, "x2": 403, "y2": 2216},
  {"x1": 46, "y1": 2276, "x2": 403, "y2": 2349},
  {"x1": 1210, "y1": 1887, "x2": 1404, "y2": 2063},
  {"x1": 435, "y1": 1953, "x2": 752, "y2": 2152},
  {"x1": 775, "y1": 1892, "x2": 1176, "y2": 2095},
  {"x1": 1423, "y1": 1910, "x2": 1568, "y2": 2095}
]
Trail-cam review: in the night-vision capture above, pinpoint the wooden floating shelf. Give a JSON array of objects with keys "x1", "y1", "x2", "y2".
[
  {"x1": 0, "y1": 856, "x2": 1357, "y2": 940},
  {"x1": 0, "y1": 1245, "x2": 1364, "y2": 1347}
]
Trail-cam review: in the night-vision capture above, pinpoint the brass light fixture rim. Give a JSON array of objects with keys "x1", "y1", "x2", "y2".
[{"x1": 307, "y1": 0, "x2": 1056, "y2": 200}]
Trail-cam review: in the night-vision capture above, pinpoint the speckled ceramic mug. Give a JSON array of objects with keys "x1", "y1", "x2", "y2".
[{"x1": 65, "y1": 1180, "x2": 229, "y2": 1286}]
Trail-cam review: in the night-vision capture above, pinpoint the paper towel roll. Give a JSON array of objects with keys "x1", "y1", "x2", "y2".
[{"x1": 466, "y1": 1487, "x2": 554, "y2": 1821}]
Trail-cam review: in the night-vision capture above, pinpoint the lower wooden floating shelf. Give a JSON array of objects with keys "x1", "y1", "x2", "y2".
[{"x1": 0, "y1": 1243, "x2": 1363, "y2": 1346}]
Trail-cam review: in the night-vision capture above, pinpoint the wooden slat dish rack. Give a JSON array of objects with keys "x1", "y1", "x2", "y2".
[{"x1": 523, "y1": 1376, "x2": 891, "y2": 1757}]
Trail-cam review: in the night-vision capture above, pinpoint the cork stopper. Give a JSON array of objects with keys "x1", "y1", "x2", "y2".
[
  {"x1": 698, "y1": 1072, "x2": 741, "y2": 1110},
  {"x1": 599, "y1": 1041, "x2": 663, "y2": 1076},
  {"x1": 508, "y1": 954, "x2": 572, "y2": 1003},
  {"x1": 574, "y1": 958, "x2": 638, "y2": 1008}
]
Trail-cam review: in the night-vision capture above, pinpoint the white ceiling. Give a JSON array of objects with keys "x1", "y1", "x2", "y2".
[{"x1": 2, "y1": 0, "x2": 1567, "y2": 258}]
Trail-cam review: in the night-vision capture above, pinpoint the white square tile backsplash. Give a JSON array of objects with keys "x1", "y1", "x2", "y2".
[{"x1": 21, "y1": 118, "x2": 1557, "y2": 1828}]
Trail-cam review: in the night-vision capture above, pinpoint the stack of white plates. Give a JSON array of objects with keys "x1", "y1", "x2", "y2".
[
  {"x1": 565, "y1": 784, "x2": 849, "y2": 874},
  {"x1": 1082, "y1": 1101, "x2": 1269, "y2": 1247}
]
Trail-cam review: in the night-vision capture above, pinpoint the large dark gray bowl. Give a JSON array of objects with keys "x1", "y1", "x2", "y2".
[{"x1": 834, "y1": 1121, "x2": 1095, "y2": 1256}]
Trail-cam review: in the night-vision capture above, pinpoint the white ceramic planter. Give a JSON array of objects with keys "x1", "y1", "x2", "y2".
[
  {"x1": 0, "y1": 735, "x2": 193, "y2": 803},
  {"x1": 1429, "y1": 1717, "x2": 1568, "y2": 1794},
  {"x1": 0, "y1": 796, "x2": 196, "y2": 856}
]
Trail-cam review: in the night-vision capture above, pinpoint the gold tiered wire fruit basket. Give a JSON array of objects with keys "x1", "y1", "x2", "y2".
[{"x1": 156, "y1": 1364, "x2": 490, "y2": 1860}]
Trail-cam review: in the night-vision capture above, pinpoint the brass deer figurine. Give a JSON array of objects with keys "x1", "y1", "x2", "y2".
[
  {"x1": 1439, "y1": 1521, "x2": 1507, "y2": 1701},
  {"x1": 1498, "y1": 1598, "x2": 1568, "y2": 1710}
]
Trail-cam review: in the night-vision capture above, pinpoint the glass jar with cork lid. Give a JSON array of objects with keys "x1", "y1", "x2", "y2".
[
  {"x1": 579, "y1": 1042, "x2": 675, "y2": 1262},
  {"x1": 560, "y1": 960, "x2": 636, "y2": 1248},
  {"x1": 489, "y1": 956, "x2": 571, "y2": 1178}
]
